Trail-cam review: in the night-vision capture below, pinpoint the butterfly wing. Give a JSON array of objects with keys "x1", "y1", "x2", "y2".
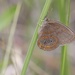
[
  {"x1": 37, "y1": 35, "x2": 59, "y2": 51},
  {"x1": 48, "y1": 20, "x2": 75, "y2": 45},
  {"x1": 37, "y1": 20, "x2": 60, "y2": 50},
  {"x1": 37, "y1": 19, "x2": 75, "y2": 51}
]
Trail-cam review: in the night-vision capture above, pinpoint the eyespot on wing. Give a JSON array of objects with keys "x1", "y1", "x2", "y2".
[{"x1": 37, "y1": 35, "x2": 59, "y2": 51}]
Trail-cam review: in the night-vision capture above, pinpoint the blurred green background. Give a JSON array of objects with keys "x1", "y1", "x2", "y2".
[{"x1": 0, "y1": 0, "x2": 75, "y2": 75}]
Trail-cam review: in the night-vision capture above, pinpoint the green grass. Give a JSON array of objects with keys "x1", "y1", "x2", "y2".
[
  {"x1": 21, "y1": 0, "x2": 52, "y2": 75},
  {"x1": 0, "y1": 4, "x2": 16, "y2": 75},
  {"x1": 58, "y1": 0, "x2": 71, "y2": 75},
  {"x1": 0, "y1": 6, "x2": 16, "y2": 31},
  {"x1": 0, "y1": 2, "x2": 22, "y2": 75}
]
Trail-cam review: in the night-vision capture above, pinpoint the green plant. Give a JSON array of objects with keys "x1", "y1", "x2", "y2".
[
  {"x1": 0, "y1": 2, "x2": 22, "y2": 75},
  {"x1": 21, "y1": 0, "x2": 52, "y2": 75},
  {"x1": 0, "y1": 6, "x2": 16, "y2": 31},
  {"x1": 58, "y1": 0, "x2": 70, "y2": 75}
]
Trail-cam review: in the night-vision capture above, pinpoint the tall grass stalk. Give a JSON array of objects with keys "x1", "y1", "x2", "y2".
[
  {"x1": 58, "y1": 0, "x2": 70, "y2": 75},
  {"x1": 21, "y1": 0, "x2": 52, "y2": 75},
  {"x1": 0, "y1": 2, "x2": 22, "y2": 75}
]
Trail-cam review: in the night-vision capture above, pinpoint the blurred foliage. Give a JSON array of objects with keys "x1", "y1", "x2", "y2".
[
  {"x1": 0, "y1": 6, "x2": 16, "y2": 31},
  {"x1": 0, "y1": 0, "x2": 75, "y2": 75}
]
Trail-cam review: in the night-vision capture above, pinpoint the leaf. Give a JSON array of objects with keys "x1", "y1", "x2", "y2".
[{"x1": 0, "y1": 6, "x2": 16, "y2": 31}]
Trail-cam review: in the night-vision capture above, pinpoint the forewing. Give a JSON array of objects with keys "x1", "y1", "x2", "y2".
[{"x1": 48, "y1": 21, "x2": 75, "y2": 45}]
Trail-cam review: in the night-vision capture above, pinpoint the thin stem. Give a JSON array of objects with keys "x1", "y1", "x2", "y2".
[
  {"x1": 0, "y1": 2, "x2": 22, "y2": 75},
  {"x1": 21, "y1": 0, "x2": 52, "y2": 75},
  {"x1": 66, "y1": 0, "x2": 70, "y2": 25},
  {"x1": 58, "y1": 0, "x2": 70, "y2": 75},
  {"x1": 61, "y1": 46, "x2": 67, "y2": 75}
]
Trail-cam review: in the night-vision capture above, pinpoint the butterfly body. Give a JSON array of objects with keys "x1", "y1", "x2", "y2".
[{"x1": 37, "y1": 18, "x2": 75, "y2": 51}]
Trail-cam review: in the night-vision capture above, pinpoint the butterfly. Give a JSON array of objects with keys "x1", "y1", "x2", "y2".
[{"x1": 37, "y1": 18, "x2": 75, "y2": 51}]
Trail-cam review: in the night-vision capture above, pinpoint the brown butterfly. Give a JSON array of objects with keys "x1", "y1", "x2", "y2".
[{"x1": 37, "y1": 18, "x2": 75, "y2": 51}]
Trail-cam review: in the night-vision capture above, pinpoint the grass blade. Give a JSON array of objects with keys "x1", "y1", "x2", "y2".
[
  {"x1": 0, "y1": 2, "x2": 22, "y2": 75},
  {"x1": 21, "y1": 0, "x2": 52, "y2": 75},
  {"x1": 58, "y1": 0, "x2": 71, "y2": 75}
]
